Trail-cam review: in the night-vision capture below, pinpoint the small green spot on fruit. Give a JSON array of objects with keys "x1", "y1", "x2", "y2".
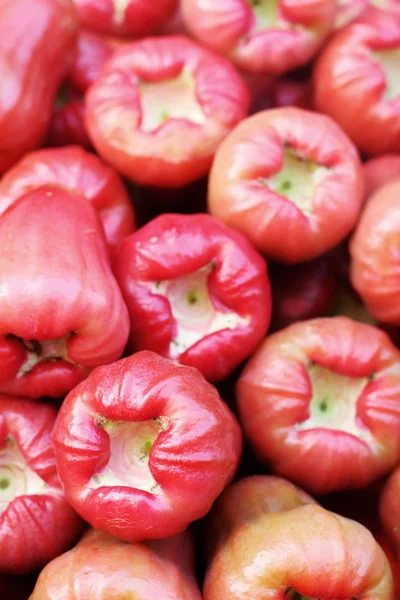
[
  {"x1": 186, "y1": 291, "x2": 198, "y2": 306},
  {"x1": 160, "y1": 111, "x2": 170, "y2": 122},
  {"x1": 280, "y1": 180, "x2": 292, "y2": 192},
  {"x1": 319, "y1": 399, "x2": 328, "y2": 413},
  {"x1": 143, "y1": 440, "x2": 153, "y2": 455},
  {"x1": 0, "y1": 478, "x2": 10, "y2": 490}
]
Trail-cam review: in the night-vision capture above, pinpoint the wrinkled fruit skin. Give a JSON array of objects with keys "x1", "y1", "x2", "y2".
[
  {"x1": 0, "y1": 185, "x2": 130, "y2": 398},
  {"x1": 0, "y1": 395, "x2": 82, "y2": 574},
  {"x1": 351, "y1": 179, "x2": 400, "y2": 325},
  {"x1": 0, "y1": 0, "x2": 78, "y2": 173},
  {"x1": 237, "y1": 316, "x2": 400, "y2": 495},
  {"x1": 74, "y1": 0, "x2": 178, "y2": 36},
  {"x1": 0, "y1": 146, "x2": 136, "y2": 255},
  {"x1": 204, "y1": 503, "x2": 394, "y2": 600},
  {"x1": 181, "y1": 0, "x2": 337, "y2": 75},
  {"x1": 208, "y1": 107, "x2": 364, "y2": 264},
  {"x1": 314, "y1": 15, "x2": 400, "y2": 156},
  {"x1": 85, "y1": 35, "x2": 250, "y2": 188},
  {"x1": 113, "y1": 213, "x2": 272, "y2": 382},
  {"x1": 29, "y1": 528, "x2": 202, "y2": 600},
  {"x1": 52, "y1": 351, "x2": 242, "y2": 542}
]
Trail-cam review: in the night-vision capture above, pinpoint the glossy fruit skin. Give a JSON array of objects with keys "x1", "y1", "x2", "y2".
[
  {"x1": 0, "y1": 395, "x2": 82, "y2": 574},
  {"x1": 85, "y1": 35, "x2": 250, "y2": 188},
  {"x1": 270, "y1": 256, "x2": 336, "y2": 329},
  {"x1": 113, "y1": 214, "x2": 272, "y2": 382},
  {"x1": 204, "y1": 503, "x2": 394, "y2": 600},
  {"x1": 237, "y1": 316, "x2": 400, "y2": 495},
  {"x1": 0, "y1": 0, "x2": 78, "y2": 173},
  {"x1": 181, "y1": 0, "x2": 336, "y2": 75},
  {"x1": 350, "y1": 179, "x2": 400, "y2": 325},
  {"x1": 52, "y1": 351, "x2": 242, "y2": 542},
  {"x1": 314, "y1": 16, "x2": 400, "y2": 156},
  {"x1": 0, "y1": 146, "x2": 135, "y2": 255},
  {"x1": 380, "y1": 466, "x2": 400, "y2": 556},
  {"x1": 47, "y1": 99, "x2": 92, "y2": 151},
  {"x1": 363, "y1": 154, "x2": 400, "y2": 201},
  {"x1": 29, "y1": 528, "x2": 202, "y2": 600},
  {"x1": 74, "y1": 0, "x2": 178, "y2": 36},
  {"x1": 208, "y1": 107, "x2": 364, "y2": 264},
  {"x1": 69, "y1": 29, "x2": 125, "y2": 93},
  {"x1": 207, "y1": 475, "x2": 317, "y2": 557},
  {"x1": 0, "y1": 185, "x2": 130, "y2": 399}
]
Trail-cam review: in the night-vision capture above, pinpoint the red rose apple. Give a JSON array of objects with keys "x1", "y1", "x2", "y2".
[
  {"x1": 237, "y1": 316, "x2": 400, "y2": 494},
  {"x1": 52, "y1": 351, "x2": 242, "y2": 542},
  {"x1": 363, "y1": 154, "x2": 400, "y2": 201},
  {"x1": 350, "y1": 179, "x2": 400, "y2": 325},
  {"x1": 181, "y1": 0, "x2": 337, "y2": 75},
  {"x1": 0, "y1": 395, "x2": 82, "y2": 574},
  {"x1": 314, "y1": 15, "x2": 400, "y2": 156},
  {"x1": 113, "y1": 214, "x2": 271, "y2": 382},
  {"x1": 85, "y1": 36, "x2": 250, "y2": 188},
  {"x1": 0, "y1": 185, "x2": 129, "y2": 399},
  {"x1": 208, "y1": 107, "x2": 364, "y2": 264},
  {"x1": 30, "y1": 529, "x2": 201, "y2": 600},
  {"x1": 204, "y1": 477, "x2": 393, "y2": 600}
]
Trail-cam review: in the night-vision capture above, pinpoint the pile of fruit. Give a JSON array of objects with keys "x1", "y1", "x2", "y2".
[{"x1": 2, "y1": 0, "x2": 400, "y2": 598}]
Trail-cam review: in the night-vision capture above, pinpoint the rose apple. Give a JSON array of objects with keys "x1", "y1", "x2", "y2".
[
  {"x1": 52, "y1": 351, "x2": 242, "y2": 542},
  {"x1": 363, "y1": 154, "x2": 400, "y2": 201},
  {"x1": 74, "y1": 0, "x2": 178, "y2": 36},
  {"x1": 270, "y1": 256, "x2": 336, "y2": 329},
  {"x1": 181, "y1": 0, "x2": 337, "y2": 75},
  {"x1": 350, "y1": 179, "x2": 400, "y2": 325},
  {"x1": 380, "y1": 467, "x2": 400, "y2": 556},
  {"x1": 85, "y1": 36, "x2": 250, "y2": 188},
  {"x1": 0, "y1": 395, "x2": 82, "y2": 574},
  {"x1": 157, "y1": 5, "x2": 187, "y2": 36},
  {"x1": 69, "y1": 29, "x2": 125, "y2": 93},
  {"x1": 314, "y1": 15, "x2": 400, "y2": 156},
  {"x1": 0, "y1": 185, "x2": 129, "y2": 399},
  {"x1": 237, "y1": 316, "x2": 400, "y2": 495},
  {"x1": 208, "y1": 107, "x2": 364, "y2": 264},
  {"x1": 113, "y1": 214, "x2": 271, "y2": 382},
  {"x1": 0, "y1": 0, "x2": 78, "y2": 173},
  {"x1": 0, "y1": 146, "x2": 135, "y2": 256},
  {"x1": 204, "y1": 503, "x2": 393, "y2": 600},
  {"x1": 29, "y1": 529, "x2": 201, "y2": 600}
]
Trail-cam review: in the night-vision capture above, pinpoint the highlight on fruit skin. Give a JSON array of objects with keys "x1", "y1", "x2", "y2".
[
  {"x1": 237, "y1": 316, "x2": 400, "y2": 495},
  {"x1": 0, "y1": 395, "x2": 82, "y2": 575},
  {"x1": 208, "y1": 107, "x2": 364, "y2": 264},
  {"x1": 181, "y1": 0, "x2": 337, "y2": 75}
]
